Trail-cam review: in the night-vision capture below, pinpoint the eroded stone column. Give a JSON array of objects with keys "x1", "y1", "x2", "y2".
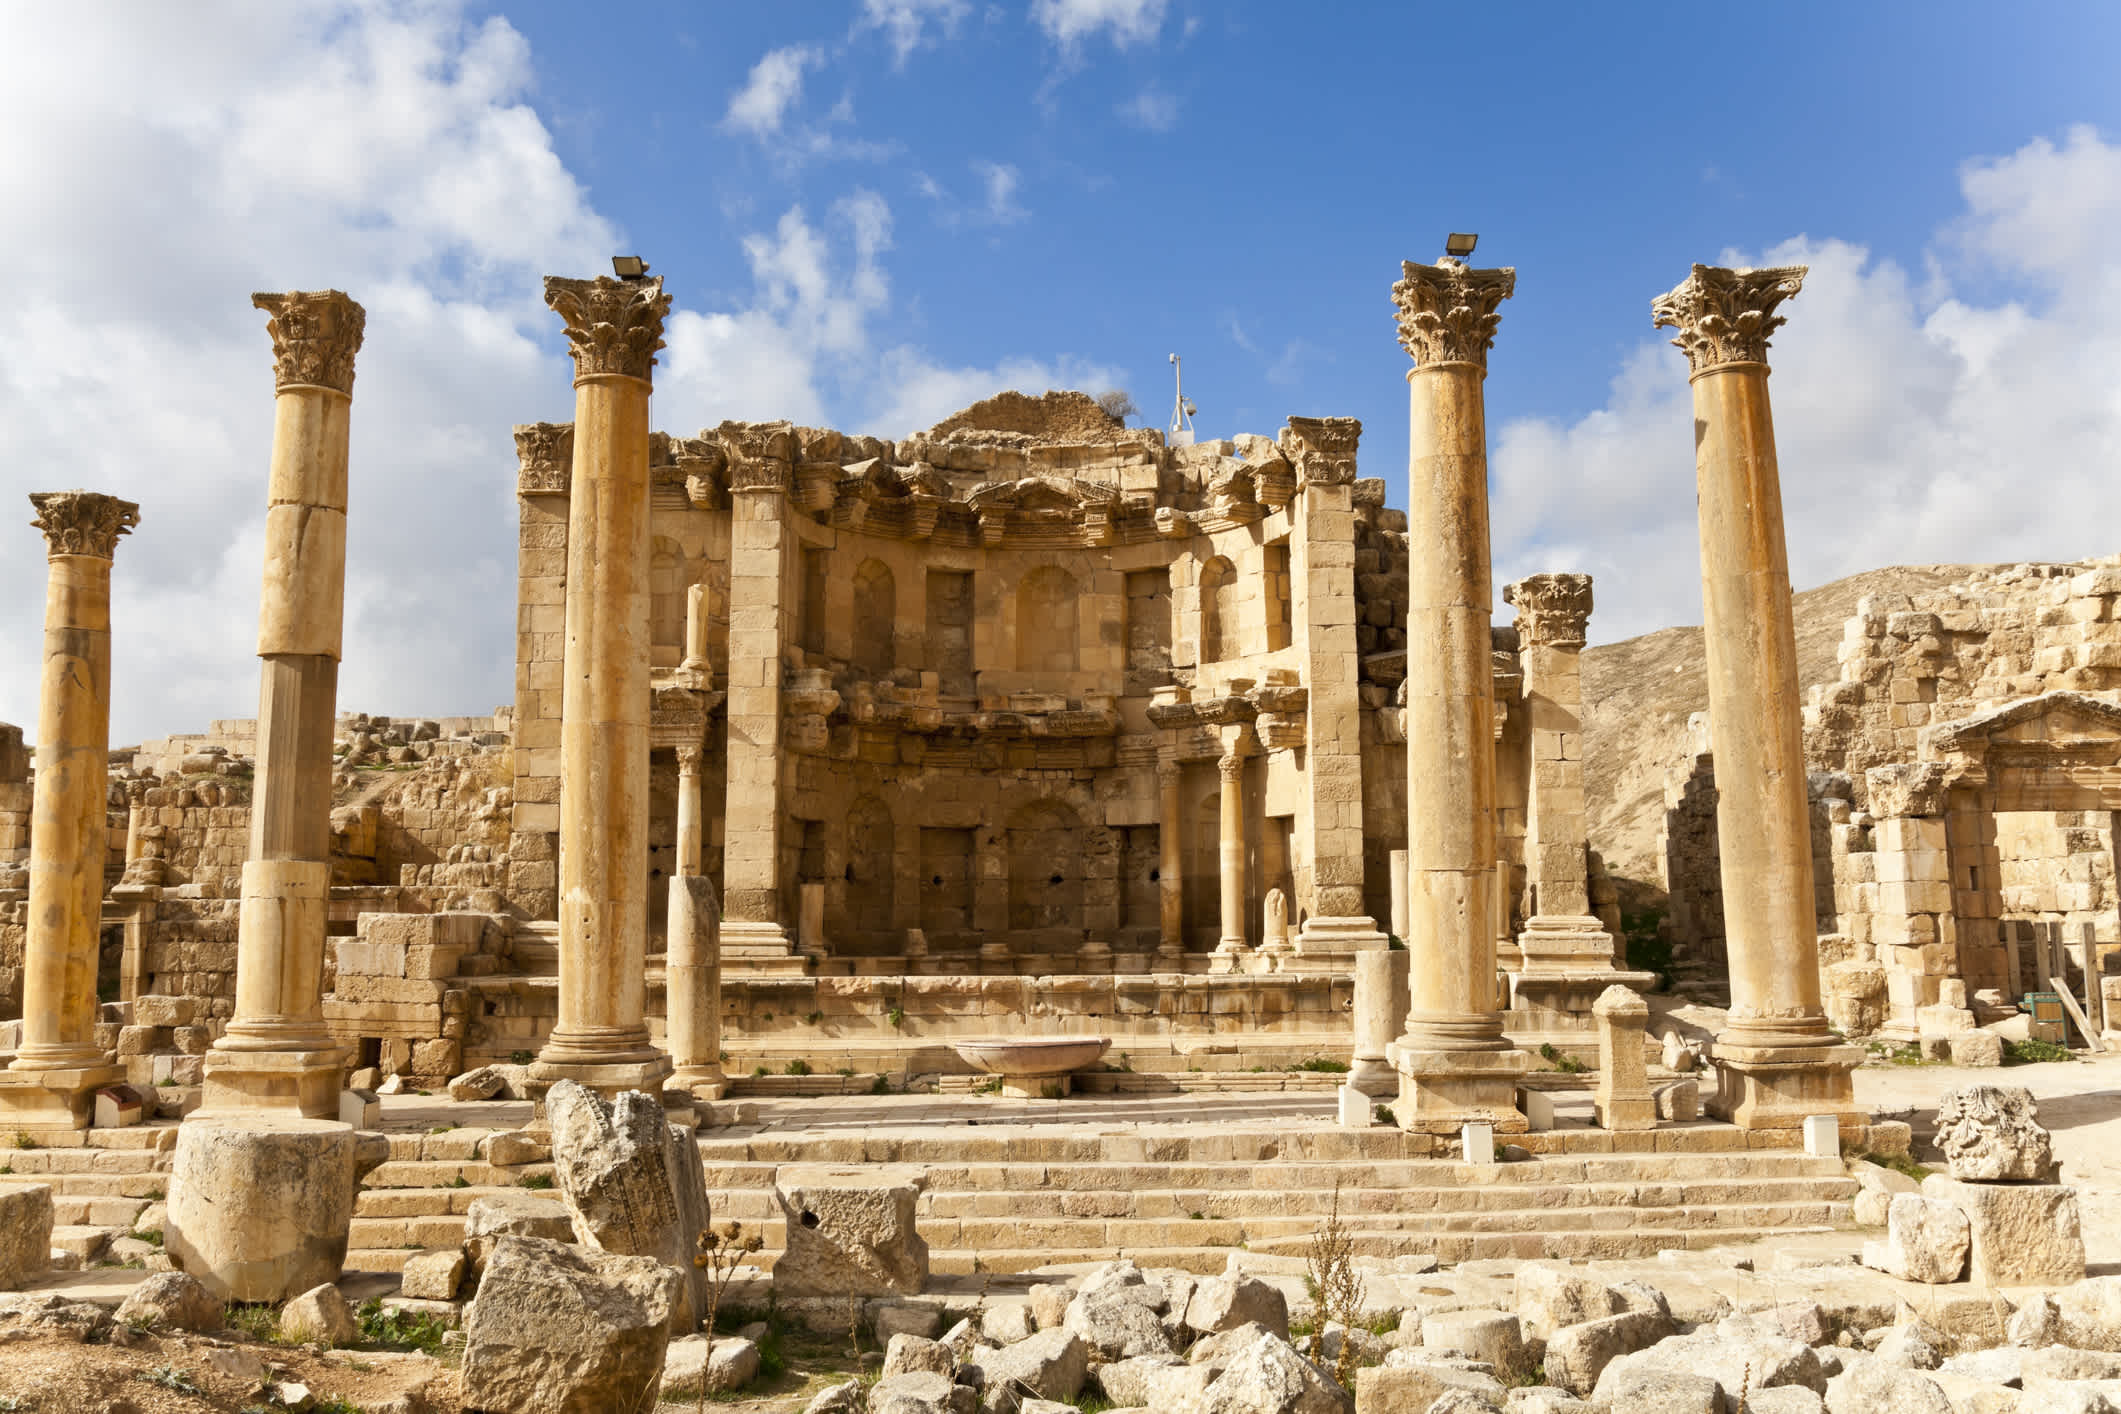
[
  {"x1": 675, "y1": 743, "x2": 704, "y2": 879},
  {"x1": 1386, "y1": 257, "x2": 1528, "y2": 1132},
  {"x1": 1210, "y1": 749, "x2": 1249, "y2": 970},
  {"x1": 0, "y1": 492, "x2": 137, "y2": 1130},
  {"x1": 1652, "y1": 264, "x2": 1861, "y2": 1129},
  {"x1": 530, "y1": 272, "x2": 675, "y2": 1096},
  {"x1": 1156, "y1": 757, "x2": 1185, "y2": 964},
  {"x1": 1349, "y1": 948, "x2": 1409, "y2": 1097},
  {"x1": 667, "y1": 873, "x2": 725, "y2": 1101},
  {"x1": 203, "y1": 291, "x2": 363, "y2": 1119}
]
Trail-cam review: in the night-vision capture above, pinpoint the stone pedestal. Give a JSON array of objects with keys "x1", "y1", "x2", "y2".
[
  {"x1": 1350, "y1": 948, "x2": 1409, "y2": 1097},
  {"x1": 206, "y1": 291, "x2": 365, "y2": 1117},
  {"x1": 0, "y1": 491, "x2": 139, "y2": 1132},
  {"x1": 1591, "y1": 985, "x2": 1655, "y2": 1130},
  {"x1": 666, "y1": 874, "x2": 726, "y2": 1101},
  {"x1": 530, "y1": 272, "x2": 675, "y2": 1098},
  {"x1": 167, "y1": 1115, "x2": 357, "y2": 1302},
  {"x1": 1653, "y1": 264, "x2": 1862, "y2": 1131},
  {"x1": 1386, "y1": 258, "x2": 1529, "y2": 1132}
]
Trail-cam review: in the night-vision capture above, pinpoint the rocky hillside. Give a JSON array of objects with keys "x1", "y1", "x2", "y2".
[{"x1": 1581, "y1": 563, "x2": 1989, "y2": 895}]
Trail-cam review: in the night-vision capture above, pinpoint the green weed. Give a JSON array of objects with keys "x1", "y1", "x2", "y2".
[
  {"x1": 355, "y1": 1297, "x2": 451, "y2": 1355},
  {"x1": 2005, "y1": 1037, "x2": 2076, "y2": 1065}
]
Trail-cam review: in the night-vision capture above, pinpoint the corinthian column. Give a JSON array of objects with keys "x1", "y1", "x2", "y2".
[
  {"x1": 674, "y1": 743, "x2": 704, "y2": 879},
  {"x1": 1209, "y1": 747, "x2": 1249, "y2": 971},
  {"x1": 1386, "y1": 257, "x2": 1528, "y2": 1133},
  {"x1": 530, "y1": 272, "x2": 676, "y2": 1096},
  {"x1": 203, "y1": 291, "x2": 362, "y2": 1118},
  {"x1": 0, "y1": 492, "x2": 137, "y2": 1130},
  {"x1": 1652, "y1": 264, "x2": 1861, "y2": 1130}
]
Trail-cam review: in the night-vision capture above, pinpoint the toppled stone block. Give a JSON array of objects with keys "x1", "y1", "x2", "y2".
[
  {"x1": 460, "y1": 1235, "x2": 682, "y2": 1414},
  {"x1": 115, "y1": 1271, "x2": 222, "y2": 1333},
  {"x1": 1092, "y1": 1353, "x2": 1188, "y2": 1404},
  {"x1": 280, "y1": 1282, "x2": 359, "y2": 1346},
  {"x1": 1514, "y1": 1263, "x2": 1624, "y2": 1340},
  {"x1": 166, "y1": 1116, "x2": 358, "y2": 1303},
  {"x1": 872, "y1": 1371, "x2": 976, "y2": 1414},
  {"x1": 1933, "y1": 1084, "x2": 2054, "y2": 1180},
  {"x1": 773, "y1": 1163, "x2": 928, "y2": 1298},
  {"x1": 883, "y1": 1332, "x2": 957, "y2": 1380},
  {"x1": 1198, "y1": 1331, "x2": 1351, "y2": 1414},
  {"x1": 1922, "y1": 1173, "x2": 2086, "y2": 1287},
  {"x1": 1422, "y1": 1308, "x2": 1528, "y2": 1381},
  {"x1": 447, "y1": 1066, "x2": 506, "y2": 1102},
  {"x1": 1064, "y1": 1279, "x2": 1174, "y2": 1360},
  {"x1": 1354, "y1": 1357, "x2": 1505, "y2": 1414},
  {"x1": 1946, "y1": 1031, "x2": 2002, "y2": 1068},
  {"x1": 1823, "y1": 1357, "x2": 1951, "y2": 1413},
  {"x1": 1543, "y1": 1309, "x2": 1674, "y2": 1396},
  {"x1": 399, "y1": 1247, "x2": 465, "y2": 1301},
  {"x1": 463, "y1": 1189, "x2": 572, "y2": 1272},
  {"x1": 876, "y1": 1303, "x2": 944, "y2": 1342},
  {"x1": 1860, "y1": 1195, "x2": 1968, "y2": 1284},
  {"x1": 1185, "y1": 1272, "x2": 1290, "y2": 1339},
  {"x1": 967, "y1": 1328, "x2": 1089, "y2": 1413},
  {"x1": 982, "y1": 1303, "x2": 1038, "y2": 1345},
  {"x1": 0, "y1": 1183, "x2": 53, "y2": 1290},
  {"x1": 547, "y1": 1080, "x2": 710, "y2": 1329}
]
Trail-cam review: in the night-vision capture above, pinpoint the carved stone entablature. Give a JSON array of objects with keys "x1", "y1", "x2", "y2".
[
  {"x1": 783, "y1": 668, "x2": 842, "y2": 719},
  {"x1": 543, "y1": 274, "x2": 671, "y2": 383},
  {"x1": 1492, "y1": 650, "x2": 1522, "y2": 740},
  {"x1": 720, "y1": 421, "x2": 796, "y2": 494},
  {"x1": 1147, "y1": 694, "x2": 1260, "y2": 731},
  {"x1": 1391, "y1": 260, "x2": 1516, "y2": 370},
  {"x1": 649, "y1": 682, "x2": 712, "y2": 749},
  {"x1": 1504, "y1": 572, "x2": 1594, "y2": 649},
  {"x1": 252, "y1": 290, "x2": 366, "y2": 395},
  {"x1": 1154, "y1": 507, "x2": 1194, "y2": 538},
  {"x1": 514, "y1": 422, "x2": 574, "y2": 496},
  {"x1": 1281, "y1": 416, "x2": 1363, "y2": 488},
  {"x1": 1651, "y1": 263, "x2": 1806, "y2": 376},
  {"x1": 1205, "y1": 462, "x2": 1258, "y2": 517},
  {"x1": 29, "y1": 490, "x2": 139, "y2": 560}
]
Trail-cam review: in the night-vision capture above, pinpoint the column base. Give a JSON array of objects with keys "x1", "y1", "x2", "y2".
[
  {"x1": 1706, "y1": 1039, "x2": 1867, "y2": 1132},
  {"x1": 1594, "y1": 1091, "x2": 1659, "y2": 1131},
  {"x1": 1208, "y1": 940, "x2": 1248, "y2": 975},
  {"x1": 670, "y1": 1064, "x2": 729, "y2": 1102},
  {"x1": 168, "y1": 1114, "x2": 355, "y2": 1303},
  {"x1": 0, "y1": 1063, "x2": 126, "y2": 1134},
  {"x1": 1294, "y1": 916, "x2": 1389, "y2": 959},
  {"x1": 1347, "y1": 1056, "x2": 1397, "y2": 1098},
  {"x1": 1386, "y1": 1044, "x2": 1531, "y2": 1135},
  {"x1": 199, "y1": 1044, "x2": 349, "y2": 1120},
  {"x1": 527, "y1": 1053, "x2": 676, "y2": 1103},
  {"x1": 1516, "y1": 915, "x2": 1624, "y2": 973}
]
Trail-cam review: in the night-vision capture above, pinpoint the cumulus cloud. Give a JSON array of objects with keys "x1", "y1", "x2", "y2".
[
  {"x1": 723, "y1": 44, "x2": 822, "y2": 137},
  {"x1": 1490, "y1": 126, "x2": 2121, "y2": 650},
  {"x1": 0, "y1": 3, "x2": 614, "y2": 744},
  {"x1": 1030, "y1": 0, "x2": 1167, "y2": 52},
  {"x1": 858, "y1": 0, "x2": 971, "y2": 64}
]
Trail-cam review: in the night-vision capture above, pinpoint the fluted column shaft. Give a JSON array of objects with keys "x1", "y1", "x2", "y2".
[{"x1": 13, "y1": 494, "x2": 136, "y2": 1072}]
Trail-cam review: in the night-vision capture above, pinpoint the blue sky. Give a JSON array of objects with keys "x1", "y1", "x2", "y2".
[{"x1": 1, "y1": 2, "x2": 2119, "y2": 740}]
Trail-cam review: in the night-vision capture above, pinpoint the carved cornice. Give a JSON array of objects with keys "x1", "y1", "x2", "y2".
[
  {"x1": 513, "y1": 422, "x2": 574, "y2": 496},
  {"x1": 1281, "y1": 416, "x2": 1362, "y2": 488},
  {"x1": 1391, "y1": 260, "x2": 1515, "y2": 370},
  {"x1": 252, "y1": 290, "x2": 365, "y2": 395},
  {"x1": 543, "y1": 275, "x2": 671, "y2": 383},
  {"x1": 1503, "y1": 573, "x2": 1594, "y2": 649},
  {"x1": 1651, "y1": 263, "x2": 1806, "y2": 375},
  {"x1": 29, "y1": 490, "x2": 139, "y2": 560}
]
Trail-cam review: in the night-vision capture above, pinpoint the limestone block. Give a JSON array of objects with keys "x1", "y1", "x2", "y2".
[
  {"x1": 1859, "y1": 1195, "x2": 1968, "y2": 1284},
  {"x1": 1513, "y1": 1263, "x2": 1624, "y2": 1340},
  {"x1": 1591, "y1": 985, "x2": 1654, "y2": 1131},
  {"x1": 981, "y1": 1304, "x2": 1038, "y2": 1345},
  {"x1": 447, "y1": 1066, "x2": 506, "y2": 1102},
  {"x1": 340, "y1": 1089, "x2": 380, "y2": 1129},
  {"x1": 1184, "y1": 1272, "x2": 1289, "y2": 1338},
  {"x1": 1355, "y1": 1358, "x2": 1505, "y2": 1414},
  {"x1": 876, "y1": 1303, "x2": 943, "y2": 1342},
  {"x1": 1029, "y1": 1282, "x2": 1071, "y2": 1330},
  {"x1": 1822, "y1": 1358, "x2": 1951, "y2": 1414},
  {"x1": 966, "y1": 1328, "x2": 1089, "y2": 1411},
  {"x1": 547, "y1": 1081, "x2": 709, "y2": 1329},
  {"x1": 1543, "y1": 1309, "x2": 1675, "y2": 1396},
  {"x1": 1197, "y1": 1331, "x2": 1351, "y2": 1414},
  {"x1": 115, "y1": 1271, "x2": 223, "y2": 1332},
  {"x1": 132, "y1": 995, "x2": 198, "y2": 1027},
  {"x1": 883, "y1": 1333, "x2": 957, "y2": 1380},
  {"x1": 774, "y1": 1163, "x2": 928, "y2": 1297},
  {"x1": 1654, "y1": 1080, "x2": 1700, "y2": 1121},
  {"x1": 1922, "y1": 1174, "x2": 2086, "y2": 1287},
  {"x1": 460, "y1": 1235, "x2": 682, "y2": 1414},
  {"x1": 1422, "y1": 1309, "x2": 1528, "y2": 1381},
  {"x1": 463, "y1": 1190, "x2": 572, "y2": 1272},
  {"x1": 1064, "y1": 1281, "x2": 1173, "y2": 1360},
  {"x1": 1946, "y1": 1031, "x2": 2002, "y2": 1068},
  {"x1": 400, "y1": 1247, "x2": 466, "y2": 1301},
  {"x1": 1933, "y1": 1084, "x2": 2054, "y2": 1180},
  {"x1": 166, "y1": 1117, "x2": 356, "y2": 1303},
  {"x1": 0, "y1": 1184, "x2": 54, "y2": 1290},
  {"x1": 1092, "y1": 1353, "x2": 1187, "y2": 1404},
  {"x1": 871, "y1": 1371, "x2": 975, "y2": 1414},
  {"x1": 279, "y1": 1282, "x2": 359, "y2": 1346}
]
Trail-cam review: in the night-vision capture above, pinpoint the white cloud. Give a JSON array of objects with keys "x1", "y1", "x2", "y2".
[
  {"x1": 0, "y1": 2, "x2": 615, "y2": 744},
  {"x1": 859, "y1": 0, "x2": 971, "y2": 64},
  {"x1": 1490, "y1": 127, "x2": 2121, "y2": 652},
  {"x1": 723, "y1": 45, "x2": 822, "y2": 138},
  {"x1": 974, "y1": 160, "x2": 1027, "y2": 223},
  {"x1": 1030, "y1": 0, "x2": 1167, "y2": 52},
  {"x1": 1117, "y1": 86, "x2": 1179, "y2": 132}
]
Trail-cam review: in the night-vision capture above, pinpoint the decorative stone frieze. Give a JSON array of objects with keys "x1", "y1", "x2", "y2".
[{"x1": 1650, "y1": 263, "x2": 1807, "y2": 376}]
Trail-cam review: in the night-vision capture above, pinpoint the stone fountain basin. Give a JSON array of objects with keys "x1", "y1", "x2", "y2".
[{"x1": 953, "y1": 1037, "x2": 1110, "y2": 1096}]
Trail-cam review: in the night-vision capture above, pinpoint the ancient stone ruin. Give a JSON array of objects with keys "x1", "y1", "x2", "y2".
[{"x1": 0, "y1": 258, "x2": 2113, "y2": 1413}]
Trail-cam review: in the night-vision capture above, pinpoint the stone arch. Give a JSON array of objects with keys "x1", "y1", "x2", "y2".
[
  {"x1": 844, "y1": 794, "x2": 895, "y2": 949},
  {"x1": 1017, "y1": 566, "x2": 1079, "y2": 672},
  {"x1": 1201, "y1": 554, "x2": 1239, "y2": 663},
  {"x1": 650, "y1": 537, "x2": 687, "y2": 666},
  {"x1": 1007, "y1": 798, "x2": 1083, "y2": 934},
  {"x1": 852, "y1": 559, "x2": 896, "y2": 676}
]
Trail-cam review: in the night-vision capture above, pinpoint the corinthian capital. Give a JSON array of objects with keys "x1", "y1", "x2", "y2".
[
  {"x1": 251, "y1": 290, "x2": 365, "y2": 395},
  {"x1": 1391, "y1": 259, "x2": 1515, "y2": 369},
  {"x1": 1280, "y1": 415, "x2": 1362, "y2": 487},
  {"x1": 1651, "y1": 263, "x2": 1806, "y2": 375},
  {"x1": 29, "y1": 490, "x2": 139, "y2": 560},
  {"x1": 1504, "y1": 572, "x2": 1593, "y2": 649},
  {"x1": 543, "y1": 275, "x2": 671, "y2": 383},
  {"x1": 513, "y1": 422, "x2": 574, "y2": 496}
]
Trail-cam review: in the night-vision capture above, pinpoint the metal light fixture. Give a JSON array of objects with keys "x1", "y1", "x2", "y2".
[
  {"x1": 612, "y1": 255, "x2": 650, "y2": 278},
  {"x1": 1444, "y1": 233, "x2": 1479, "y2": 259}
]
